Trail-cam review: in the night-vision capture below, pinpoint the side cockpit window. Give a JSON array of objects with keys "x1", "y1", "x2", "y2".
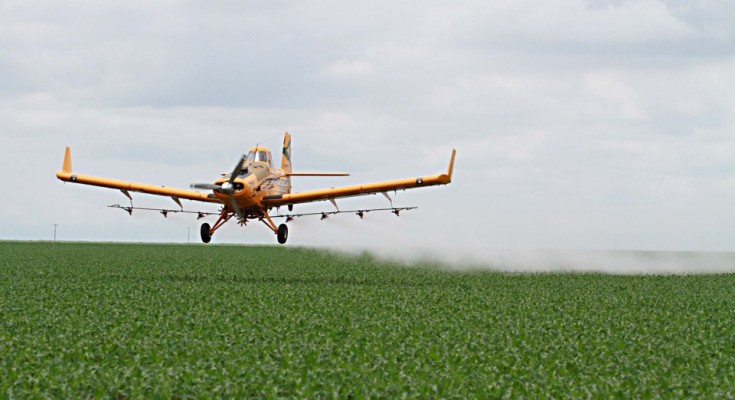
[{"x1": 259, "y1": 151, "x2": 272, "y2": 167}]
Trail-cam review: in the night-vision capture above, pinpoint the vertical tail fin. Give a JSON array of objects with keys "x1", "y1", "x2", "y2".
[
  {"x1": 281, "y1": 132, "x2": 292, "y2": 174},
  {"x1": 281, "y1": 132, "x2": 292, "y2": 195}
]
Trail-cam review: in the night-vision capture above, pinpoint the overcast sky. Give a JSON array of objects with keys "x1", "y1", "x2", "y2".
[{"x1": 1, "y1": 0, "x2": 734, "y2": 253}]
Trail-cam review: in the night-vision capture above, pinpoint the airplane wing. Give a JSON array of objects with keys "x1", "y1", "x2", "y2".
[
  {"x1": 262, "y1": 149, "x2": 456, "y2": 207},
  {"x1": 55, "y1": 147, "x2": 220, "y2": 204}
]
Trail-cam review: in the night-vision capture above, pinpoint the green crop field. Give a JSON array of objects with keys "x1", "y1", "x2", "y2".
[{"x1": 1, "y1": 242, "x2": 734, "y2": 398}]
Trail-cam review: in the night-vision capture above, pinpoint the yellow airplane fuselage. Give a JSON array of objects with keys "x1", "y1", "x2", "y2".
[{"x1": 211, "y1": 160, "x2": 291, "y2": 214}]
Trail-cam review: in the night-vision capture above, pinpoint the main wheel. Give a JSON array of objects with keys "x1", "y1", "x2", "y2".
[
  {"x1": 200, "y1": 223, "x2": 212, "y2": 243},
  {"x1": 277, "y1": 224, "x2": 289, "y2": 244}
]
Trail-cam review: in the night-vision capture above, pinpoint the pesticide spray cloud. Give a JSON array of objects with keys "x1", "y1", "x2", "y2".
[
  {"x1": 287, "y1": 205, "x2": 734, "y2": 275},
  {"x1": 324, "y1": 245, "x2": 735, "y2": 275}
]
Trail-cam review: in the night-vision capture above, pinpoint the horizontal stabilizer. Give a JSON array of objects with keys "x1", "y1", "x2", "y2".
[{"x1": 286, "y1": 172, "x2": 350, "y2": 177}]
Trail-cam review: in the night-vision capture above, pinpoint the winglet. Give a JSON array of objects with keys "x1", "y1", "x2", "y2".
[
  {"x1": 62, "y1": 147, "x2": 72, "y2": 173},
  {"x1": 447, "y1": 149, "x2": 456, "y2": 181},
  {"x1": 436, "y1": 149, "x2": 455, "y2": 185}
]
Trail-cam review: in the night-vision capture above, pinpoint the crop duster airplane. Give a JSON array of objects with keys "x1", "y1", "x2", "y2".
[{"x1": 56, "y1": 133, "x2": 455, "y2": 244}]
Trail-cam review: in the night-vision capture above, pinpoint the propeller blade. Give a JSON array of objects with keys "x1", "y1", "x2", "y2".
[
  {"x1": 191, "y1": 156, "x2": 245, "y2": 192},
  {"x1": 229, "y1": 157, "x2": 246, "y2": 184},
  {"x1": 190, "y1": 183, "x2": 222, "y2": 190},
  {"x1": 225, "y1": 157, "x2": 246, "y2": 220},
  {"x1": 229, "y1": 194, "x2": 244, "y2": 221}
]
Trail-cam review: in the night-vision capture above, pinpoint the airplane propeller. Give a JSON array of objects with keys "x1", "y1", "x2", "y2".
[
  {"x1": 190, "y1": 157, "x2": 246, "y2": 220},
  {"x1": 191, "y1": 181, "x2": 238, "y2": 194},
  {"x1": 190, "y1": 157, "x2": 244, "y2": 192}
]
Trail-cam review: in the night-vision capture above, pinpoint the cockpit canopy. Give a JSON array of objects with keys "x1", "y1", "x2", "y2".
[{"x1": 245, "y1": 147, "x2": 272, "y2": 168}]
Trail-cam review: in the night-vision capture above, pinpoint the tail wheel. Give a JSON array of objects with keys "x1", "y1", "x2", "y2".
[
  {"x1": 200, "y1": 223, "x2": 212, "y2": 243},
  {"x1": 277, "y1": 224, "x2": 288, "y2": 244}
]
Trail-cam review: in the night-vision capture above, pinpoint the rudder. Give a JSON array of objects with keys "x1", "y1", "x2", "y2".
[{"x1": 281, "y1": 132, "x2": 292, "y2": 174}]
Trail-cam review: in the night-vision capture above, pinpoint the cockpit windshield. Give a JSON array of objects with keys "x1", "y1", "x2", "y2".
[{"x1": 245, "y1": 150, "x2": 272, "y2": 166}]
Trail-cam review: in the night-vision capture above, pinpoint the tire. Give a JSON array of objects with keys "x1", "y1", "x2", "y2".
[
  {"x1": 277, "y1": 224, "x2": 289, "y2": 244},
  {"x1": 288, "y1": 204, "x2": 293, "y2": 212},
  {"x1": 200, "y1": 223, "x2": 212, "y2": 243}
]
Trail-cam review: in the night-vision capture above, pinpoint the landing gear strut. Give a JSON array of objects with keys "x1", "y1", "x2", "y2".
[
  {"x1": 200, "y1": 207, "x2": 290, "y2": 244},
  {"x1": 200, "y1": 208, "x2": 235, "y2": 244},
  {"x1": 277, "y1": 224, "x2": 289, "y2": 244},
  {"x1": 200, "y1": 223, "x2": 211, "y2": 243}
]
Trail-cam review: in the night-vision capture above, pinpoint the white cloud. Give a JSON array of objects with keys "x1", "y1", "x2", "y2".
[
  {"x1": 581, "y1": 71, "x2": 647, "y2": 120},
  {"x1": 327, "y1": 60, "x2": 375, "y2": 78}
]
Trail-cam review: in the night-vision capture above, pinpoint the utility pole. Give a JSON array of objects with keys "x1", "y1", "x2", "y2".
[
  {"x1": 53, "y1": 224, "x2": 58, "y2": 242},
  {"x1": 187, "y1": 227, "x2": 191, "y2": 244}
]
